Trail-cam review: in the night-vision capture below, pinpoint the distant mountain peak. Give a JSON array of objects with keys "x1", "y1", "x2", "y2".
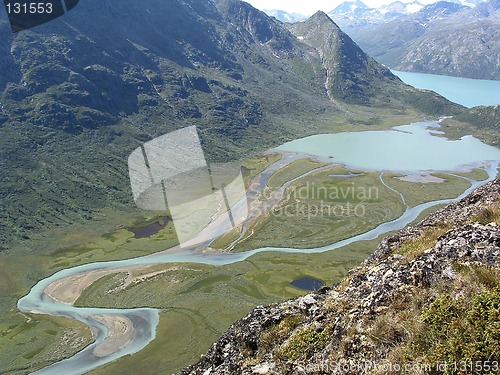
[
  {"x1": 419, "y1": 0, "x2": 469, "y2": 15},
  {"x1": 472, "y1": 0, "x2": 500, "y2": 16},
  {"x1": 309, "y1": 10, "x2": 338, "y2": 24},
  {"x1": 351, "y1": 0, "x2": 498, "y2": 80},
  {"x1": 263, "y1": 9, "x2": 307, "y2": 23},
  {"x1": 331, "y1": 0, "x2": 370, "y2": 14},
  {"x1": 380, "y1": 0, "x2": 425, "y2": 14}
]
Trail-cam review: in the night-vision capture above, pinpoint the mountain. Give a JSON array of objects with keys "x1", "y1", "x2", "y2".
[
  {"x1": 330, "y1": 0, "x2": 370, "y2": 14},
  {"x1": 353, "y1": 0, "x2": 500, "y2": 79},
  {"x1": 462, "y1": 0, "x2": 491, "y2": 5},
  {"x1": 286, "y1": 11, "x2": 436, "y2": 105},
  {"x1": 473, "y1": 0, "x2": 500, "y2": 14},
  {"x1": 327, "y1": 0, "x2": 425, "y2": 38},
  {"x1": 380, "y1": 1, "x2": 425, "y2": 14},
  {"x1": 0, "y1": 0, "x2": 459, "y2": 250},
  {"x1": 416, "y1": 0, "x2": 470, "y2": 17},
  {"x1": 263, "y1": 9, "x2": 307, "y2": 23},
  {"x1": 178, "y1": 179, "x2": 500, "y2": 374},
  {"x1": 456, "y1": 105, "x2": 500, "y2": 146},
  {"x1": 351, "y1": 1, "x2": 469, "y2": 65}
]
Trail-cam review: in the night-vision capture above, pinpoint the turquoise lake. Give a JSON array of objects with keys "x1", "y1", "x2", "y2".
[
  {"x1": 277, "y1": 121, "x2": 500, "y2": 172},
  {"x1": 393, "y1": 70, "x2": 500, "y2": 108}
]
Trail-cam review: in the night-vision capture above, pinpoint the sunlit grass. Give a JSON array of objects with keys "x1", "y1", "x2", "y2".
[
  {"x1": 396, "y1": 223, "x2": 452, "y2": 261},
  {"x1": 382, "y1": 172, "x2": 473, "y2": 208},
  {"x1": 471, "y1": 205, "x2": 500, "y2": 225}
]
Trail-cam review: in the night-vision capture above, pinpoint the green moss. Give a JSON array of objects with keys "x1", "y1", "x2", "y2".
[
  {"x1": 0, "y1": 313, "x2": 92, "y2": 375},
  {"x1": 259, "y1": 314, "x2": 305, "y2": 355},
  {"x1": 276, "y1": 324, "x2": 333, "y2": 361},
  {"x1": 267, "y1": 159, "x2": 327, "y2": 189},
  {"x1": 233, "y1": 168, "x2": 406, "y2": 252},
  {"x1": 242, "y1": 154, "x2": 282, "y2": 187},
  {"x1": 382, "y1": 172, "x2": 472, "y2": 208},
  {"x1": 210, "y1": 227, "x2": 241, "y2": 250},
  {"x1": 453, "y1": 168, "x2": 490, "y2": 182}
]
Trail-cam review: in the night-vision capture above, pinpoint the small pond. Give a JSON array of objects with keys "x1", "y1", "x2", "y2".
[
  {"x1": 291, "y1": 277, "x2": 325, "y2": 291},
  {"x1": 130, "y1": 216, "x2": 171, "y2": 239}
]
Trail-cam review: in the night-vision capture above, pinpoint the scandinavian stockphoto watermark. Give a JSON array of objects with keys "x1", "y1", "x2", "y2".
[
  {"x1": 248, "y1": 180, "x2": 379, "y2": 221},
  {"x1": 298, "y1": 359, "x2": 500, "y2": 374},
  {"x1": 127, "y1": 126, "x2": 248, "y2": 248}
]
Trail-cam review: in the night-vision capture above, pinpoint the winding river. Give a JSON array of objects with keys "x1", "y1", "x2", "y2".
[{"x1": 18, "y1": 120, "x2": 500, "y2": 374}]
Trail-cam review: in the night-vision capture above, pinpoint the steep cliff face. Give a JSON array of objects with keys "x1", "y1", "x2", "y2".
[{"x1": 179, "y1": 179, "x2": 500, "y2": 374}]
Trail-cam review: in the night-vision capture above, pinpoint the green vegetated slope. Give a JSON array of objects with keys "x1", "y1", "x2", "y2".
[
  {"x1": 77, "y1": 241, "x2": 381, "y2": 375},
  {"x1": 233, "y1": 167, "x2": 406, "y2": 252},
  {"x1": 35, "y1": 167, "x2": 485, "y2": 375},
  {"x1": 456, "y1": 105, "x2": 500, "y2": 147},
  {"x1": 440, "y1": 104, "x2": 500, "y2": 149},
  {"x1": 0, "y1": 0, "x2": 461, "y2": 251}
]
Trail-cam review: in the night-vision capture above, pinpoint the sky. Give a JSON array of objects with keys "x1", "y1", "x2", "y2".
[{"x1": 245, "y1": 0, "x2": 436, "y2": 16}]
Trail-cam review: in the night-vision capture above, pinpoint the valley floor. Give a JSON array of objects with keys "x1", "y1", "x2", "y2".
[{"x1": 5, "y1": 151, "x2": 494, "y2": 375}]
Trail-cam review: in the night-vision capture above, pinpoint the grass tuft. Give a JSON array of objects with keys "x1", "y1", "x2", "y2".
[
  {"x1": 471, "y1": 206, "x2": 500, "y2": 225},
  {"x1": 396, "y1": 223, "x2": 452, "y2": 261}
]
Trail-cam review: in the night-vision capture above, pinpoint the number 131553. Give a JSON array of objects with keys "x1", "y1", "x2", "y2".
[{"x1": 5, "y1": 2, "x2": 53, "y2": 14}]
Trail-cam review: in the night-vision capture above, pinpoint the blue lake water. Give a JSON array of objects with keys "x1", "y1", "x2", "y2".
[
  {"x1": 393, "y1": 70, "x2": 500, "y2": 108},
  {"x1": 277, "y1": 121, "x2": 500, "y2": 172}
]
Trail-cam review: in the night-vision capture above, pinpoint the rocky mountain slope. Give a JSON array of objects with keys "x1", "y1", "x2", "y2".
[
  {"x1": 0, "y1": 0, "x2": 458, "y2": 249},
  {"x1": 179, "y1": 179, "x2": 500, "y2": 374},
  {"x1": 286, "y1": 12, "x2": 452, "y2": 107},
  {"x1": 287, "y1": 12, "x2": 403, "y2": 105},
  {"x1": 352, "y1": 0, "x2": 500, "y2": 79}
]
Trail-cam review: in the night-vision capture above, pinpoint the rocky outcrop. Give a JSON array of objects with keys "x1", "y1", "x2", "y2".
[{"x1": 178, "y1": 179, "x2": 500, "y2": 374}]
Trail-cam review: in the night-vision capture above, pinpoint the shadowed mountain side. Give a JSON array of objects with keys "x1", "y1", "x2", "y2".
[{"x1": 287, "y1": 11, "x2": 457, "y2": 111}]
